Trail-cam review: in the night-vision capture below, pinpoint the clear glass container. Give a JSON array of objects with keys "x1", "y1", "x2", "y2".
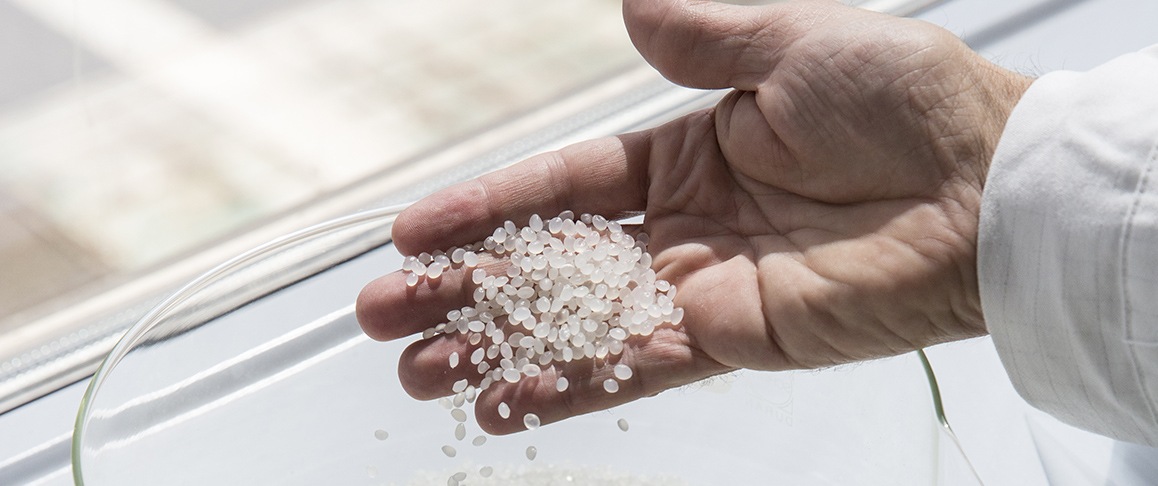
[{"x1": 73, "y1": 206, "x2": 982, "y2": 485}]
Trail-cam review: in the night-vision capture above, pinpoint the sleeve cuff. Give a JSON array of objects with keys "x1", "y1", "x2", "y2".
[{"x1": 978, "y1": 45, "x2": 1158, "y2": 445}]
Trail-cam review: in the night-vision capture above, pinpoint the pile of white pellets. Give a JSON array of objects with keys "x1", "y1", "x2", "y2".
[
  {"x1": 398, "y1": 463, "x2": 691, "y2": 486},
  {"x1": 390, "y1": 211, "x2": 684, "y2": 486}
]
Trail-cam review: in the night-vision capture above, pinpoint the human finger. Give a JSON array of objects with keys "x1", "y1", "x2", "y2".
[
  {"x1": 469, "y1": 327, "x2": 731, "y2": 435},
  {"x1": 391, "y1": 133, "x2": 651, "y2": 257},
  {"x1": 355, "y1": 254, "x2": 507, "y2": 342},
  {"x1": 622, "y1": 0, "x2": 823, "y2": 90}
]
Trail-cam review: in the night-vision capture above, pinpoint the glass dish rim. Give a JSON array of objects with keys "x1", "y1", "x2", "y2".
[
  {"x1": 71, "y1": 204, "x2": 408, "y2": 485},
  {"x1": 70, "y1": 203, "x2": 969, "y2": 484}
]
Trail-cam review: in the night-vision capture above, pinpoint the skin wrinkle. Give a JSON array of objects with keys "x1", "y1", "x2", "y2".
[
  {"x1": 540, "y1": 150, "x2": 577, "y2": 216},
  {"x1": 778, "y1": 205, "x2": 961, "y2": 351},
  {"x1": 474, "y1": 177, "x2": 505, "y2": 240},
  {"x1": 788, "y1": 293, "x2": 854, "y2": 367},
  {"x1": 820, "y1": 275, "x2": 926, "y2": 357},
  {"x1": 728, "y1": 17, "x2": 780, "y2": 88},
  {"x1": 695, "y1": 256, "x2": 764, "y2": 368},
  {"x1": 754, "y1": 91, "x2": 814, "y2": 192}
]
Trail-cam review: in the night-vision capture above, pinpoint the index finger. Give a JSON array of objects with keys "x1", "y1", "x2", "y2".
[{"x1": 391, "y1": 132, "x2": 652, "y2": 256}]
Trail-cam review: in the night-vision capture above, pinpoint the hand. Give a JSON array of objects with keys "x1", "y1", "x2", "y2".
[{"x1": 356, "y1": 0, "x2": 1033, "y2": 434}]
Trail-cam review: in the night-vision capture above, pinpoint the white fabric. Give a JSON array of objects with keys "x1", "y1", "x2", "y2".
[{"x1": 979, "y1": 44, "x2": 1158, "y2": 446}]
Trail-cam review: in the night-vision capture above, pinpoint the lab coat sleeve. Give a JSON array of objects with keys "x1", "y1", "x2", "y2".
[{"x1": 978, "y1": 44, "x2": 1158, "y2": 446}]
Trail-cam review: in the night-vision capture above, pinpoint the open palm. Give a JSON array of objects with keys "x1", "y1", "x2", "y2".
[{"x1": 356, "y1": 0, "x2": 1031, "y2": 434}]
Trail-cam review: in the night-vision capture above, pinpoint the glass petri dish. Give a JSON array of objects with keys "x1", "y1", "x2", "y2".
[{"x1": 73, "y1": 206, "x2": 982, "y2": 485}]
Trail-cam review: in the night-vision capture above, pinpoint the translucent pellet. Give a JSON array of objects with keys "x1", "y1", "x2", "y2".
[
  {"x1": 498, "y1": 402, "x2": 510, "y2": 419},
  {"x1": 526, "y1": 446, "x2": 538, "y2": 460},
  {"x1": 451, "y1": 409, "x2": 468, "y2": 422},
  {"x1": 617, "y1": 418, "x2": 629, "y2": 431},
  {"x1": 406, "y1": 273, "x2": 419, "y2": 287},
  {"x1": 613, "y1": 364, "x2": 633, "y2": 380},
  {"x1": 604, "y1": 379, "x2": 619, "y2": 393},
  {"x1": 428, "y1": 263, "x2": 444, "y2": 279},
  {"x1": 556, "y1": 376, "x2": 569, "y2": 392},
  {"x1": 452, "y1": 472, "x2": 467, "y2": 482},
  {"x1": 472, "y1": 435, "x2": 487, "y2": 446},
  {"x1": 523, "y1": 413, "x2": 540, "y2": 430},
  {"x1": 374, "y1": 429, "x2": 389, "y2": 440},
  {"x1": 452, "y1": 379, "x2": 468, "y2": 393},
  {"x1": 480, "y1": 466, "x2": 493, "y2": 477},
  {"x1": 455, "y1": 423, "x2": 466, "y2": 440},
  {"x1": 453, "y1": 392, "x2": 465, "y2": 408},
  {"x1": 442, "y1": 445, "x2": 457, "y2": 457},
  {"x1": 449, "y1": 352, "x2": 459, "y2": 369},
  {"x1": 464, "y1": 251, "x2": 479, "y2": 267},
  {"x1": 439, "y1": 397, "x2": 452, "y2": 410},
  {"x1": 503, "y1": 368, "x2": 521, "y2": 383}
]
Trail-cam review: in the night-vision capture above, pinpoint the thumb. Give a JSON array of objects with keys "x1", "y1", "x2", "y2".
[{"x1": 623, "y1": 0, "x2": 810, "y2": 91}]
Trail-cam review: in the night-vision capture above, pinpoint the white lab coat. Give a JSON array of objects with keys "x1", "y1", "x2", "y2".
[{"x1": 979, "y1": 44, "x2": 1158, "y2": 446}]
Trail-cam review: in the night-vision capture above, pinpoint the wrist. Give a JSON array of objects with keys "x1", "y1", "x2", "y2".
[{"x1": 955, "y1": 57, "x2": 1036, "y2": 192}]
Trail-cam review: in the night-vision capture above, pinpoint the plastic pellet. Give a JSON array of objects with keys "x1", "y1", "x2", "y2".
[
  {"x1": 374, "y1": 429, "x2": 388, "y2": 440},
  {"x1": 617, "y1": 418, "x2": 629, "y2": 431},
  {"x1": 451, "y1": 409, "x2": 468, "y2": 422},
  {"x1": 556, "y1": 376, "x2": 569, "y2": 392},
  {"x1": 452, "y1": 379, "x2": 468, "y2": 393},
  {"x1": 523, "y1": 413, "x2": 540, "y2": 431},
  {"x1": 526, "y1": 446, "x2": 538, "y2": 460},
  {"x1": 480, "y1": 466, "x2": 493, "y2": 477},
  {"x1": 439, "y1": 397, "x2": 452, "y2": 410},
  {"x1": 613, "y1": 364, "x2": 633, "y2": 380},
  {"x1": 604, "y1": 379, "x2": 619, "y2": 393},
  {"x1": 503, "y1": 368, "x2": 521, "y2": 383},
  {"x1": 498, "y1": 402, "x2": 511, "y2": 419},
  {"x1": 455, "y1": 423, "x2": 466, "y2": 440},
  {"x1": 449, "y1": 352, "x2": 459, "y2": 369},
  {"x1": 471, "y1": 347, "x2": 485, "y2": 364},
  {"x1": 472, "y1": 435, "x2": 487, "y2": 446},
  {"x1": 442, "y1": 445, "x2": 457, "y2": 457}
]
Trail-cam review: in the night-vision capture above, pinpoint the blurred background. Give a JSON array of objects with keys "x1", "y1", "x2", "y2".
[{"x1": 0, "y1": 0, "x2": 641, "y2": 335}]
